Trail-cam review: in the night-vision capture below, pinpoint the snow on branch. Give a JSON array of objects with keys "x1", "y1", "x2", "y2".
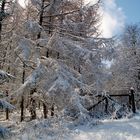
[
  {"x1": 16, "y1": 37, "x2": 35, "y2": 61},
  {"x1": 0, "y1": 99, "x2": 15, "y2": 110},
  {"x1": 45, "y1": 33, "x2": 97, "y2": 67},
  {"x1": 39, "y1": 58, "x2": 85, "y2": 88},
  {"x1": 0, "y1": 70, "x2": 15, "y2": 84},
  {"x1": 37, "y1": 58, "x2": 93, "y2": 111},
  {"x1": 37, "y1": 38, "x2": 48, "y2": 47},
  {"x1": 0, "y1": 126, "x2": 10, "y2": 139},
  {"x1": 13, "y1": 62, "x2": 47, "y2": 99},
  {"x1": 24, "y1": 20, "x2": 42, "y2": 35},
  {"x1": 31, "y1": 0, "x2": 42, "y2": 7},
  {"x1": 14, "y1": 57, "x2": 93, "y2": 114}
]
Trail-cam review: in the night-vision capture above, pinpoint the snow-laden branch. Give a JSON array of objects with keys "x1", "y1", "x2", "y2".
[
  {"x1": 15, "y1": 37, "x2": 35, "y2": 61},
  {"x1": 0, "y1": 70, "x2": 15, "y2": 84},
  {"x1": 0, "y1": 99, "x2": 15, "y2": 110},
  {"x1": 0, "y1": 126, "x2": 10, "y2": 139},
  {"x1": 45, "y1": 33, "x2": 98, "y2": 67},
  {"x1": 24, "y1": 20, "x2": 42, "y2": 35}
]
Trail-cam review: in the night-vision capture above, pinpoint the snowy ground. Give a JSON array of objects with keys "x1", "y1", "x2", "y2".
[
  {"x1": 72, "y1": 113, "x2": 140, "y2": 140},
  {"x1": 1, "y1": 112, "x2": 140, "y2": 140}
]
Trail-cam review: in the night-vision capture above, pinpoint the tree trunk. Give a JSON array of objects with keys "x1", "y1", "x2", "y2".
[
  {"x1": 20, "y1": 63, "x2": 25, "y2": 122},
  {"x1": 37, "y1": 0, "x2": 45, "y2": 39},
  {"x1": 105, "y1": 97, "x2": 108, "y2": 113},
  {"x1": 37, "y1": 0, "x2": 49, "y2": 118},
  {"x1": 20, "y1": 96, "x2": 24, "y2": 122},
  {"x1": 0, "y1": 0, "x2": 6, "y2": 69},
  {"x1": 5, "y1": 90, "x2": 9, "y2": 120},
  {"x1": 130, "y1": 89, "x2": 136, "y2": 113},
  {"x1": 30, "y1": 88, "x2": 37, "y2": 120},
  {"x1": 0, "y1": 0, "x2": 6, "y2": 41},
  {"x1": 43, "y1": 103, "x2": 48, "y2": 118},
  {"x1": 51, "y1": 104, "x2": 54, "y2": 116}
]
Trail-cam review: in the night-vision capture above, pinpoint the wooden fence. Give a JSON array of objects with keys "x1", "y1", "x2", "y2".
[{"x1": 88, "y1": 88, "x2": 136, "y2": 114}]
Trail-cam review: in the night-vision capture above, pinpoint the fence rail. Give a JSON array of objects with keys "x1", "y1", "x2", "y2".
[{"x1": 89, "y1": 89, "x2": 136, "y2": 114}]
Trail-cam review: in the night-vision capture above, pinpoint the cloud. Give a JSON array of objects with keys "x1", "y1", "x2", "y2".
[
  {"x1": 100, "y1": 0, "x2": 126, "y2": 38},
  {"x1": 84, "y1": 0, "x2": 98, "y2": 5},
  {"x1": 85, "y1": 0, "x2": 126, "y2": 38},
  {"x1": 18, "y1": 0, "x2": 27, "y2": 8}
]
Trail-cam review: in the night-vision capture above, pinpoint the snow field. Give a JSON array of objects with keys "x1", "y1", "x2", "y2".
[{"x1": 72, "y1": 114, "x2": 140, "y2": 140}]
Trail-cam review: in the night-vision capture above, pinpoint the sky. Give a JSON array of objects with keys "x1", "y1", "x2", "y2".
[
  {"x1": 87, "y1": 0, "x2": 140, "y2": 38},
  {"x1": 116, "y1": 0, "x2": 140, "y2": 24},
  {"x1": 18, "y1": 0, "x2": 140, "y2": 38},
  {"x1": 100, "y1": 0, "x2": 125, "y2": 37},
  {"x1": 100, "y1": 0, "x2": 140, "y2": 37}
]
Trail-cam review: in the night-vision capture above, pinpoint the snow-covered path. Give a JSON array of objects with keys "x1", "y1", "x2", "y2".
[
  {"x1": 3, "y1": 112, "x2": 140, "y2": 140},
  {"x1": 73, "y1": 114, "x2": 140, "y2": 140}
]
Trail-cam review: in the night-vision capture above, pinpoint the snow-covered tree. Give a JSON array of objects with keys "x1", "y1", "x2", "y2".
[
  {"x1": 0, "y1": 70, "x2": 15, "y2": 138},
  {"x1": 9, "y1": 0, "x2": 115, "y2": 123},
  {"x1": 109, "y1": 24, "x2": 140, "y2": 91}
]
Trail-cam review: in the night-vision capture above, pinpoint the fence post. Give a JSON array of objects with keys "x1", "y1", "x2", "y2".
[
  {"x1": 105, "y1": 97, "x2": 108, "y2": 113},
  {"x1": 129, "y1": 94, "x2": 131, "y2": 108},
  {"x1": 130, "y1": 88, "x2": 136, "y2": 113}
]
